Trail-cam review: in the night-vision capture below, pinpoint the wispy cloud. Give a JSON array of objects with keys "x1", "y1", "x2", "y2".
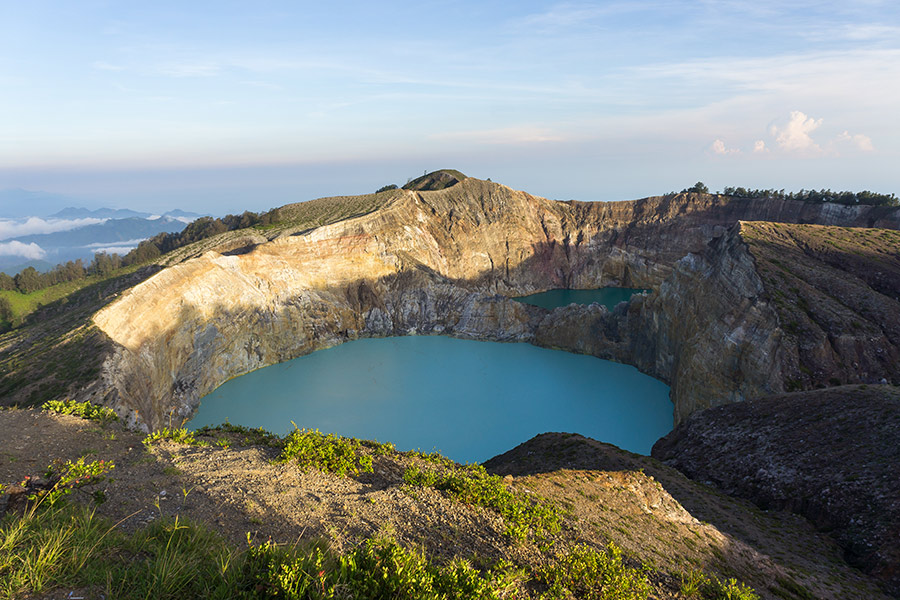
[
  {"x1": 0, "y1": 217, "x2": 106, "y2": 241},
  {"x1": 431, "y1": 126, "x2": 566, "y2": 145},
  {"x1": 92, "y1": 61, "x2": 125, "y2": 71},
  {"x1": 836, "y1": 131, "x2": 875, "y2": 152},
  {"x1": 0, "y1": 241, "x2": 46, "y2": 260},
  {"x1": 156, "y1": 61, "x2": 223, "y2": 78},
  {"x1": 88, "y1": 244, "x2": 140, "y2": 255},
  {"x1": 82, "y1": 238, "x2": 146, "y2": 249}
]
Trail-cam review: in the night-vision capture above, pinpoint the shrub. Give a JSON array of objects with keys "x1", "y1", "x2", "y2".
[
  {"x1": 143, "y1": 427, "x2": 205, "y2": 448},
  {"x1": 278, "y1": 427, "x2": 373, "y2": 476},
  {"x1": 42, "y1": 399, "x2": 118, "y2": 426},
  {"x1": 538, "y1": 543, "x2": 651, "y2": 600},
  {"x1": 403, "y1": 463, "x2": 560, "y2": 540}
]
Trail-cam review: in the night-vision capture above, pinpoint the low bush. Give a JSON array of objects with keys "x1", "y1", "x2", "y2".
[
  {"x1": 143, "y1": 427, "x2": 205, "y2": 448},
  {"x1": 278, "y1": 427, "x2": 373, "y2": 476},
  {"x1": 403, "y1": 463, "x2": 560, "y2": 540},
  {"x1": 41, "y1": 399, "x2": 118, "y2": 426},
  {"x1": 538, "y1": 543, "x2": 652, "y2": 600}
]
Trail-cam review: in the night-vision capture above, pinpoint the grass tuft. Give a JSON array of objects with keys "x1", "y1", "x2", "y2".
[{"x1": 403, "y1": 463, "x2": 560, "y2": 540}]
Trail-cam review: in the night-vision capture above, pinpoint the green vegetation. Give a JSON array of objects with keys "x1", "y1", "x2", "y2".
[
  {"x1": 143, "y1": 427, "x2": 206, "y2": 448},
  {"x1": 721, "y1": 186, "x2": 897, "y2": 207},
  {"x1": 278, "y1": 427, "x2": 374, "y2": 476},
  {"x1": 196, "y1": 422, "x2": 282, "y2": 448},
  {"x1": 403, "y1": 463, "x2": 561, "y2": 540},
  {"x1": 30, "y1": 457, "x2": 115, "y2": 507},
  {"x1": 42, "y1": 399, "x2": 118, "y2": 426},
  {"x1": 678, "y1": 568, "x2": 761, "y2": 599},
  {"x1": 5, "y1": 500, "x2": 755, "y2": 600},
  {"x1": 402, "y1": 169, "x2": 468, "y2": 192},
  {"x1": 538, "y1": 543, "x2": 652, "y2": 600},
  {"x1": 243, "y1": 536, "x2": 523, "y2": 599}
]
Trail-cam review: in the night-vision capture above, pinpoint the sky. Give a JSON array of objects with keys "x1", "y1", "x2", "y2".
[{"x1": 2, "y1": 0, "x2": 899, "y2": 214}]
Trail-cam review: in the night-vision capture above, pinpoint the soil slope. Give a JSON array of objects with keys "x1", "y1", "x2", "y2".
[{"x1": 1, "y1": 407, "x2": 891, "y2": 600}]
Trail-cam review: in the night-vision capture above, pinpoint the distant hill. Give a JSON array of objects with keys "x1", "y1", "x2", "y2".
[
  {"x1": 0, "y1": 189, "x2": 94, "y2": 218},
  {"x1": 402, "y1": 169, "x2": 467, "y2": 192},
  {"x1": 50, "y1": 207, "x2": 151, "y2": 219},
  {"x1": 0, "y1": 216, "x2": 189, "y2": 273}
]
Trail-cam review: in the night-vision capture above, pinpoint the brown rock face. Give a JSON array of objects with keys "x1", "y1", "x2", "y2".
[
  {"x1": 652, "y1": 385, "x2": 900, "y2": 597},
  {"x1": 88, "y1": 177, "x2": 900, "y2": 430}
]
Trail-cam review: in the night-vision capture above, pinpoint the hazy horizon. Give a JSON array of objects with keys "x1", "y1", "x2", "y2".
[{"x1": 3, "y1": 1, "x2": 899, "y2": 215}]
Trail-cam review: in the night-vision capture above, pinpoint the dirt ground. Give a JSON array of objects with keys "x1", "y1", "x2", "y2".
[{"x1": 0, "y1": 408, "x2": 891, "y2": 600}]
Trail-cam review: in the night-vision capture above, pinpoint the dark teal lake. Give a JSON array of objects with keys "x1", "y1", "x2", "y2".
[
  {"x1": 514, "y1": 287, "x2": 650, "y2": 310},
  {"x1": 187, "y1": 336, "x2": 672, "y2": 463}
]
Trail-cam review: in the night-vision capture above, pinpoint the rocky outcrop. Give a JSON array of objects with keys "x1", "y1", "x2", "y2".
[
  {"x1": 533, "y1": 224, "x2": 785, "y2": 422},
  {"x1": 652, "y1": 385, "x2": 900, "y2": 597},
  {"x1": 88, "y1": 176, "x2": 900, "y2": 430}
]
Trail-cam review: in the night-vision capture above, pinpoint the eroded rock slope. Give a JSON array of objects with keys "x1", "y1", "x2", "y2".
[{"x1": 85, "y1": 176, "x2": 900, "y2": 430}]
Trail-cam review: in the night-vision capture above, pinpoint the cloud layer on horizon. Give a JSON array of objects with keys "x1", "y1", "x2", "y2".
[
  {"x1": 0, "y1": 217, "x2": 107, "y2": 241},
  {"x1": 0, "y1": 240, "x2": 46, "y2": 260}
]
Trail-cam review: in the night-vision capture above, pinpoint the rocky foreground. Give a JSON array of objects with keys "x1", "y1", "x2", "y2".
[
  {"x1": 0, "y1": 406, "x2": 892, "y2": 600},
  {"x1": 653, "y1": 384, "x2": 900, "y2": 596}
]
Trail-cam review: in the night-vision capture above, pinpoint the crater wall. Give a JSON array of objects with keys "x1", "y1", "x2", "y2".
[{"x1": 88, "y1": 179, "x2": 900, "y2": 430}]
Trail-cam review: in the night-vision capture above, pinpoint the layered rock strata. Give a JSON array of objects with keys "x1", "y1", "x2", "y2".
[{"x1": 89, "y1": 177, "x2": 900, "y2": 429}]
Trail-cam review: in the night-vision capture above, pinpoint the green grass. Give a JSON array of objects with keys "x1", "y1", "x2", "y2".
[
  {"x1": 1, "y1": 503, "x2": 524, "y2": 600},
  {"x1": 42, "y1": 399, "x2": 118, "y2": 426},
  {"x1": 196, "y1": 422, "x2": 282, "y2": 448},
  {"x1": 143, "y1": 427, "x2": 206, "y2": 448},
  {"x1": 538, "y1": 543, "x2": 652, "y2": 600},
  {"x1": 403, "y1": 463, "x2": 561, "y2": 541},
  {"x1": 0, "y1": 263, "x2": 144, "y2": 326}
]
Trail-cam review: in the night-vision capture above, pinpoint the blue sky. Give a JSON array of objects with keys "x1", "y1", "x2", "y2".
[{"x1": 2, "y1": 1, "x2": 899, "y2": 213}]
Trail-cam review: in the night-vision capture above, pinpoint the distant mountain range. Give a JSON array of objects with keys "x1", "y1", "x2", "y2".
[
  {"x1": 0, "y1": 189, "x2": 206, "y2": 274},
  {"x1": 48, "y1": 207, "x2": 199, "y2": 223}
]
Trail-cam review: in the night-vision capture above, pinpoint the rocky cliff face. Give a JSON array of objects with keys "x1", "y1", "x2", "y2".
[
  {"x1": 88, "y1": 177, "x2": 900, "y2": 430},
  {"x1": 652, "y1": 385, "x2": 900, "y2": 596},
  {"x1": 533, "y1": 224, "x2": 785, "y2": 422}
]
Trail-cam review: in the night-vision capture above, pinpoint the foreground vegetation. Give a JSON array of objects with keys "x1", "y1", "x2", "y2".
[
  {"x1": 0, "y1": 412, "x2": 765, "y2": 599},
  {"x1": 1, "y1": 493, "x2": 756, "y2": 600}
]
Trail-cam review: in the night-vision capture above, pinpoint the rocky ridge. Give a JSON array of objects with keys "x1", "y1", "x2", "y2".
[{"x1": 81, "y1": 176, "x2": 900, "y2": 429}]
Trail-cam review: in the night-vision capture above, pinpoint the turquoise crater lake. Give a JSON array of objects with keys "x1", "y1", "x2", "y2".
[
  {"x1": 513, "y1": 287, "x2": 651, "y2": 310},
  {"x1": 187, "y1": 336, "x2": 672, "y2": 463}
]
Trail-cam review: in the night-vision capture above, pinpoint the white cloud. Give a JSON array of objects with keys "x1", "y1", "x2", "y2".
[
  {"x1": 753, "y1": 140, "x2": 769, "y2": 153},
  {"x1": 431, "y1": 126, "x2": 566, "y2": 144},
  {"x1": 837, "y1": 130, "x2": 875, "y2": 151},
  {"x1": 157, "y1": 62, "x2": 222, "y2": 78},
  {"x1": 92, "y1": 61, "x2": 125, "y2": 71},
  {"x1": 0, "y1": 241, "x2": 46, "y2": 260},
  {"x1": 89, "y1": 245, "x2": 138, "y2": 255},
  {"x1": 82, "y1": 238, "x2": 146, "y2": 249},
  {"x1": 711, "y1": 139, "x2": 740, "y2": 155},
  {"x1": 0, "y1": 217, "x2": 106, "y2": 241},
  {"x1": 770, "y1": 110, "x2": 823, "y2": 153}
]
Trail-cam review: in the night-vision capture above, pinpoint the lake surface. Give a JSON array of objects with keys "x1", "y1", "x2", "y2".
[
  {"x1": 514, "y1": 287, "x2": 651, "y2": 310},
  {"x1": 188, "y1": 336, "x2": 672, "y2": 463}
]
